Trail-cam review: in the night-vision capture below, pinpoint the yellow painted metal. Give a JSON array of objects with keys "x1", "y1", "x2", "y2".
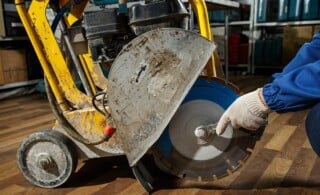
[
  {"x1": 60, "y1": 109, "x2": 123, "y2": 157},
  {"x1": 27, "y1": 0, "x2": 91, "y2": 108},
  {"x1": 15, "y1": 0, "x2": 69, "y2": 111},
  {"x1": 65, "y1": 0, "x2": 89, "y2": 27},
  {"x1": 82, "y1": 53, "x2": 109, "y2": 90},
  {"x1": 189, "y1": 0, "x2": 212, "y2": 40},
  {"x1": 189, "y1": 0, "x2": 224, "y2": 78},
  {"x1": 62, "y1": 0, "x2": 108, "y2": 92},
  {"x1": 79, "y1": 55, "x2": 97, "y2": 94}
]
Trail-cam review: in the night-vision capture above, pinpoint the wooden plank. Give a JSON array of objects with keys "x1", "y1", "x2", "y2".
[
  {"x1": 286, "y1": 109, "x2": 309, "y2": 126},
  {"x1": 0, "y1": 148, "x2": 18, "y2": 164},
  {"x1": 92, "y1": 178, "x2": 136, "y2": 195},
  {"x1": 24, "y1": 187, "x2": 64, "y2": 195},
  {"x1": 302, "y1": 188, "x2": 320, "y2": 194},
  {"x1": 264, "y1": 125, "x2": 296, "y2": 151},
  {"x1": 0, "y1": 101, "x2": 19, "y2": 109},
  {"x1": 265, "y1": 112, "x2": 296, "y2": 135},
  {"x1": 0, "y1": 120, "x2": 54, "y2": 141},
  {"x1": 280, "y1": 148, "x2": 317, "y2": 187},
  {"x1": 276, "y1": 187, "x2": 304, "y2": 194},
  {"x1": 70, "y1": 156, "x2": 136, "y2": 194},
  {"x1": 267, "y1": 112, "x2": 279, "y2": 124},
  {"x1": 195, "y1": 189, "x2": 227, "y2": 195},
  {"x1": 0, "y1": 122, "x2": 53, "y2": 154},
  {"x1": 159, "y1": 188, "x2": 200, "y2": 195},
  {"x1": 66, "y1": 161, "x2": 136, "y2": 195},
  {"x1": 0, "y1": 116, "x2": 54, "y2": 137},
  {"x1": 0, "y1": 113, "x2": 54, "y2": 137},
  {"x1": 0, "y1": 184, "x2": 26, "y2": 195},
  {"x1": 0, "y1": 174, "x2": 28, "y2": 190},
  {"x1": 0, "y1": 160, "x2": 20, "y2": 182},
  {"x1": 254, "y1": 157, "x2": 293, "y2": 190},
  {"x1": 307, "y1": 158, "x2": 320, "y2": 187},
  {"x1": 229, "y1": 148, "x2": 278, "y2": 189},
  {"x1": 4, "y1": 115, "x2": 54, "y2": 131},
  {"x1": 302, "y1": 139, "x2": 312, "y2": 149},
  {"x1": 0, "y1": 107, "x2": 21, "y2": 115},
  {"x1": 118, "y1": 181, "x2": 149, "y2": 195},
  {"x1": 14, "y1": 94, "x2": 48, "y2": 103},
  {"x1": 154, "y1": 189, "x2": 211, "y2": 195},
  {"x1": 0, "y1": 109, "x2": 51, "y2": 122},
  {"x1": 66, "y1": 183, "x2": 111, "y2": 195},
  {"x1": 276, "y1": 124, "x2": 308, "y2": 160},
  {"x1": 251, "y1": 133, "x2": 274, "y2": 157}
]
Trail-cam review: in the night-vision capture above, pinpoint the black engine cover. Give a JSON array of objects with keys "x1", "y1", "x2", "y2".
[
  {"x1": 129, "y1": 0, "x2": 189, "y2": 35},
  {"x1": 83, "y1": 8, "x2": 127, "y2": 39}
]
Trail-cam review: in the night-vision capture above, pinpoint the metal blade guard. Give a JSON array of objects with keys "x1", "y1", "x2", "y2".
[{"x1": 107, "y1": 28, "x2": 216, "y2": 166}]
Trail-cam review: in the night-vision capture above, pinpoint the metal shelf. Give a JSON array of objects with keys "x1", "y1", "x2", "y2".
[
  {"x1": 205, "y1": 0, "x2": 239, "y2": 9},
  {"x1": 211, "y1": 20, "x2": 250, "y2": 26},
  {"x1": 254, "y1": 66, "x2": 283, "y2": 69},
  {"x1": 182, "y1": 0, "x2": 239, "y2": 9},
  {"x1": 0, "y1": 36, "x2": 28, "y2": 41},
  {"x1": 250, "y1": 0, "x2": 320, "y2": 74},
  {"x1": 0, "y1": 79, "x2": 42, "y2": 90},
  {"x1": 255, "y1": 20, "x2": 320, "y2": 27}
]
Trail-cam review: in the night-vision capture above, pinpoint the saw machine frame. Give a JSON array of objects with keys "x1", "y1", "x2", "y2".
[
  {"x1": 14, "y1": 0, "x2": 238, "y2": 191},
  {"x1": 15, "y1": 0, "x2": 220, "y2": 161}
]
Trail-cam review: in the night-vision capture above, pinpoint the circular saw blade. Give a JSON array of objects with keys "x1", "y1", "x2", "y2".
[
  {"x1": 153, "y1": 78, "x2": 256, "y2": 180},
  {"x1": 169, "y1": 99, "x2": 233, "y2": 161}
]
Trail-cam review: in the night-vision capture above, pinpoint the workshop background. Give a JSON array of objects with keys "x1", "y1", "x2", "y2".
[{"x1": 0, "y1": 0, "x2": 320, "y2": 194}]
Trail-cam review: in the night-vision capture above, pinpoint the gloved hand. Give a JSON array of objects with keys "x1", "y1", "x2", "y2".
[{"x1": 216, "y1": 88, "x2": 271, "y2": 135}]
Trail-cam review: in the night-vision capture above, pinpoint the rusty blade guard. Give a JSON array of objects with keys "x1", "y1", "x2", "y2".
[{"x1": 107, "y1": 28, "x2": 216, "y2": 166}]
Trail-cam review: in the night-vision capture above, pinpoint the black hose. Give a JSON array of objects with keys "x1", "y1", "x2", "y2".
[
  {"x1": 51, "y1": 6, "x2": 70, "y2": 32},
  {"x1": 92, "y1": 91, "x2": 111, "y2": 117}
]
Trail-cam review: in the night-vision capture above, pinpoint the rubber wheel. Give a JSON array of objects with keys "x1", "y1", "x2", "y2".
[
  {"x1": 132, "y1": 161, "x2": 154, "y2": 193},
  {"x1": 17, "y1": 130, "x2": 78, "y2": 188}
]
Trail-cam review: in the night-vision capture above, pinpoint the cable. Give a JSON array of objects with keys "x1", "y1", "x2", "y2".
[
  {"x1": 92, "y1": 91, "x2": 111, "y2": 116},
  {"x1": 51, "y1": 7, "x2": 70, "y2": 32}
]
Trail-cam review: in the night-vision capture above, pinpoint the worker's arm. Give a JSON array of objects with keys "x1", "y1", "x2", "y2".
[
  {"x1": 264, "y1": 59, "x2": 320, "y2": 112},
  {"x1": 216, "y1": 32, "x2": 320, "y2": 135},
  {"x1": 264, "y1": 32, "x2": 320, "y2": 112},
  {"x1": 272, "y1": 32, "x2": 320, "y2": 80}
]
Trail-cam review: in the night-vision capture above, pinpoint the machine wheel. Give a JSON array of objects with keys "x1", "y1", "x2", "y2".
[
  {"x1": 132, "y1": 160, "x2": 154, "y2": 193},
  {"x1": 17, "y1": 130, "x2": 78, "y2": 188}
]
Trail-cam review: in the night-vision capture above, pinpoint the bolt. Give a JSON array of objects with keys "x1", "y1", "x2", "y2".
[
  {"x1": 194, "y1": 126, "x2": 207, "y2": 139},
  {"x1": 36, "y1": 153, "x2": 52, "y2": 170}
]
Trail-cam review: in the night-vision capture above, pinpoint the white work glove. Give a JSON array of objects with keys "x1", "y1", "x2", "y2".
[{"x1": 216, "y1": 88, "x2": 271, "y2": 135}]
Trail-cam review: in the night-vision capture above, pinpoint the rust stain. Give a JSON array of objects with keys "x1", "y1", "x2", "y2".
[
  {"x1": 148, "y1": 49, "x2": 180, "y2": 77},
  {"x1": 136, "y1": 37, "x2": 148, "y2": 48}
]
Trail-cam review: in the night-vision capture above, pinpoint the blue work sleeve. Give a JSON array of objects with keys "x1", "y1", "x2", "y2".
[
  {"x1": 262, "y1": 33, "x2": 320, "y2": 112},
  {"x1": 272, "y1": 32, "x2": 320, "y2": 79}
]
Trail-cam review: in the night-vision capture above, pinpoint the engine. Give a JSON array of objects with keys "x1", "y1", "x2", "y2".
[{"x1": 81, "y1": 0, "x2": 189, "y2": 69}]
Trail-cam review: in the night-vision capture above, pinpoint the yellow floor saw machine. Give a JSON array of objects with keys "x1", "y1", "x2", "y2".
[{"x1": 15, "y1": 0, "x2": 263, "y2": 192}]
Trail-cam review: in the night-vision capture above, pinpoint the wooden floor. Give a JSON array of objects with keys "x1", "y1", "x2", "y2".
[{"x1": 1, "y1": 75, "x2": 320, "y2": 195}]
